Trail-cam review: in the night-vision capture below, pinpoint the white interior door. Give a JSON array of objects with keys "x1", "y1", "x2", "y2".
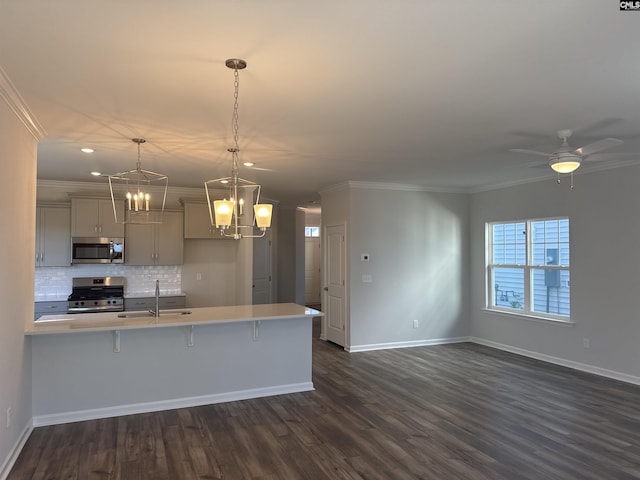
[
  {"x1": 305, "y1": 237, "x2": 321, "y2": 304},
  {"x1": 324, "y1": 224, "x2": 346, "y2": 346},
  {"x1": 252, "y1": 232, "x2": 272, "y2": 304}
]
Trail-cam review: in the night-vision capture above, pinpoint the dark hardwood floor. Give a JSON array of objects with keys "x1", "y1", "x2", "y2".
[{"x1": 9, "y1": 320, "x2": 640, "y2": 479}]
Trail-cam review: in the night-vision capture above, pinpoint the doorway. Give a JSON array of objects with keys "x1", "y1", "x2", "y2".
[
  {"x1": 252, "y1": 231, "x2": 272, "y2": 304},
  {"x1": 305, "y1": 233, "x2": 321, "y2": 307}
]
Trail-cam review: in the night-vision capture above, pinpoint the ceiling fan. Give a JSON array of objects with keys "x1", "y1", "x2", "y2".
[{"x1": 510, "y1": 129, "x2": 624, "y2": 174}]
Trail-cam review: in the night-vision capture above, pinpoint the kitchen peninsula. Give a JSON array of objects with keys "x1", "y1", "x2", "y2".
[{"x1": 27, "y1": 303, "x2": 321, "y2": 426}]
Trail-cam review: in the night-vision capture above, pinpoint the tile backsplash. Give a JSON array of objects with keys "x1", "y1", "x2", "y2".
[{"x1": 35, "y1": 265, "x2": 182, "y2": 300}]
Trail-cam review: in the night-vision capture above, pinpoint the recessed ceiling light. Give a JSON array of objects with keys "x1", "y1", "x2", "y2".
[
  {"x1": 90, "y1": 171, "x2": 101, "y2": 176},
  {"x1": 81, "y1": 148, "x2": 95, "y2": 153},
  {"x1": 243, "y1": 162, "x2": 254, "y2": 167}
]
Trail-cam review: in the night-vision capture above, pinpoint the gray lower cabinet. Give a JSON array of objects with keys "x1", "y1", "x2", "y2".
[
  {"x1": 34, "y1": 301, "x2": 67, "y2": 320},
  {"x1": 124, "y1": 296, "x2": 186, "y2": 311}
]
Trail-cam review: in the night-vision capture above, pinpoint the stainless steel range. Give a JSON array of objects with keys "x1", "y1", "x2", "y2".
[{"x1": 67, "y1": 276, "x2": 125, "y2": 314}]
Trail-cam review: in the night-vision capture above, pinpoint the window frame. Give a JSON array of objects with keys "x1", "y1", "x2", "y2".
[
  {"x1": 486, "y1": 216, "x2": 571, "y2": 323},
  {"x1": 305, "y1": 226, "x2": 320, "y2": 238}
]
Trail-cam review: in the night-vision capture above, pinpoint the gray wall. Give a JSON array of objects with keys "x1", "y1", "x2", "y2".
[
  {"x1": 0, "y1": 94, "x2": 37, "y2": 474},
  {"x1": 181, "y1": 239, "x2": 239, "y2": 307},
  {"x1": 277, "y1": 206, "x2": 305, "y2": 304},
  {"x1": 469, "y1": 165, "x2": 640, "y2": 381},
  {"x1": 322, "y1": 182, "x2": 470, "y2": 350}
]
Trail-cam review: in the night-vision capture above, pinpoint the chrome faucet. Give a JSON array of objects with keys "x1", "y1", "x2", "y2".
[{"x1": 154, "y1": 279, "x2": 160, "y2": 317}]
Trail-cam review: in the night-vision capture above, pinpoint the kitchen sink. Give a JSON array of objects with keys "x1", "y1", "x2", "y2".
[{"x1": 117, "y1": 310, "x2": 192, "y2": 319}]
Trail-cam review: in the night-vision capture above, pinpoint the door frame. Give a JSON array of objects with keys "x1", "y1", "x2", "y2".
[{"x1": 322, "y1": 222, "x2": 348, "y2": 347}]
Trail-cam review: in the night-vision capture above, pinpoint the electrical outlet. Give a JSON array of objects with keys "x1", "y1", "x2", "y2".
[
  {"x1": 413, "y1": 319, "x2": 419, "y2": 329},
  {"x1": 196, "y1": 272, "x2": 202, "y2": 281},
  {"x1": 6, "y1": 407, "x2": 11, "y2": 428},
  {"x1": 583, "y1": 338, "x2": 590, "y2": 349}
]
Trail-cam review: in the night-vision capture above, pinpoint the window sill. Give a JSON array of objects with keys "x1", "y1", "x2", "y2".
[{"x1": 481, "y1": 308, "x2": 575, "y2": 326}]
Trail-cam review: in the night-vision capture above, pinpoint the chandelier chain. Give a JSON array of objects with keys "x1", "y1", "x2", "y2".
[
  {"x1": 136, "y1": 140, "x2": 142, "y2": 171},
  {"x1": 231, "y1": 66, "x2": 241, "y2": 179}
]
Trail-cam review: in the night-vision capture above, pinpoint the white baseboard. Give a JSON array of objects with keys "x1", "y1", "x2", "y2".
[
  {"x1": 347, "y1": 336, "x2": 471, "y2": 353},
  {"x1": 32, "y1": 382, "x2": 314, "y2": 427},
  {"x1": 471, "y1": 337, "x2": 640, "y2": 386},
  {"x1": 0, "y1": 421, "x2": 33, "y2": 480}
]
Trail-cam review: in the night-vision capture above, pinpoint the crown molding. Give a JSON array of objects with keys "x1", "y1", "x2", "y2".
[
  {"x1": 319, "y1": 180, "x2": 468, "y2": 196},
  {"x1": 348, "y1": 180, "x2": 468, "y2": 194},
  {"x1": 0, "y1": 65, "x2": 46, "y2": 141}
]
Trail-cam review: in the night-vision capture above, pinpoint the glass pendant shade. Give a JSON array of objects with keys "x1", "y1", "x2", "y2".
[
  {"x1": 214, "y1": 199, "x2": 234, "y2": 227},
  {"x1": 254, "y1": 204, "x2": 273, "y2": 229}
]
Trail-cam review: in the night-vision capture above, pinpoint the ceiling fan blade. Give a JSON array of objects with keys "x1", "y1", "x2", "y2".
[
  {"x1": 570, "y1": 118, "x2": 623, "y2": 137},
  {"x1": 585, "y1": 152, "x2": 639, "y2": 163},
  {"x1": 246, "y1": 166, "x2": 276, "y2": 172},
  {"x1": 574, "y1": 138, "x2": 623, "y2": 156},
  {"x1": 509, "y1": 148, "x2": 552, "y2": 157}
]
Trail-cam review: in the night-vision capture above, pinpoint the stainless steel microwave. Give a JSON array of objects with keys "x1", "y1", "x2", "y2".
[{"x1": 71, "y1": 237, "x2": 124, "y2": 264}]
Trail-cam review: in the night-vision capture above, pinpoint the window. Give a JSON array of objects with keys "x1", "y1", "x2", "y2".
[
  {"x1": 487, "y1": 217, "x2": 570, "y2": 320},
  {"x1": 305, "y1": 226, "x2": 320, "y2": 238}
]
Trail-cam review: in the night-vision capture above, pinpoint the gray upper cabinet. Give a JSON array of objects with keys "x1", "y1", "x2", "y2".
[
  {"x1": 125, "y1": 211, "x2": 184, "y2": 265},
  {"x1": 184, "y1": 203, "x2": 214, "y2": 239},
  {"x1": 183, "y1": 202, "x2": 227, "y2": 239},
  {"x1": 71, "y1": 198, "x2": 124, "y2": 237},
  {"x1": 35, "y1": 206, "x2": 71, "y2": 267}
]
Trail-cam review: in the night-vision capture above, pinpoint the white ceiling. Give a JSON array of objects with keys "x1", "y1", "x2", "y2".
[{"x1": 1, "y1": 1, "x2": 640, "y2": 207}]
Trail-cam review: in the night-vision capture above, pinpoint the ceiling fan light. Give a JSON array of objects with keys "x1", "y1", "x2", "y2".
[{"x1": 549, "y1": 154, "x2": 581, "y2": 174}]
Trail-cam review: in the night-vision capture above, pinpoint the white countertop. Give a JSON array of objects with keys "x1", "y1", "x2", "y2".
[{"x1": 27, "y1": 303, "x2": 322, "y2": 335}]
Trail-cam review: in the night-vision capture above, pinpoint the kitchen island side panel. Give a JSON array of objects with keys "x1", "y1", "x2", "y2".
[{"x1": 31, "y1": 316, "x2": 312, "y2": 421}]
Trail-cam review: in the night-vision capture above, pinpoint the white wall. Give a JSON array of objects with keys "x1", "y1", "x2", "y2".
[
  {"x1": 0, "y1": 91, "x2": 38, "y2": 475},
  {"x1": 469, "y1": 166, "x2": 640, "y2": 381}
]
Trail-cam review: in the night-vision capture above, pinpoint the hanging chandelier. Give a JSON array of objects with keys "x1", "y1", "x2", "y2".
[
  {"x1": 108, "y1": 138, "x2": 168, "y2": 224},
  {"x1": 204, "y1": 58, "x2": 273, "y2": 240}
]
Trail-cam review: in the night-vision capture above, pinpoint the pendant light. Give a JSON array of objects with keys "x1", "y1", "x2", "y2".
[
  {"x1": 204, "y1": 58, "x2": 273, "y2": 239},
  {"x1": 108, "y1": 138, "x2": 168, "y2": 224}
]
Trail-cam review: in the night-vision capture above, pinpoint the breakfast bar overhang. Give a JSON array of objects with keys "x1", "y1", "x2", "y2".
[{"x1": 27, "y1": 303, "x2": 321, "y2": 426}]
